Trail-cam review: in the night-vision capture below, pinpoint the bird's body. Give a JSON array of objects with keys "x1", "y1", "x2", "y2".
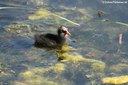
[{"x1": 34, "y1": 26, "x2": 70, "y2": 49}]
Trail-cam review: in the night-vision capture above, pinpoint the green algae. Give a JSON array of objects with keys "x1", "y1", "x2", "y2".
[
  {"x1": 20, "y1": 71, "x2": 33, "y2": 78},
  {"x1": 20, "y1": 63, "x2": 65, "y2": 76},
  {"x1": 28, "y1": 8, "x2": 80, "y2": 26},
  {"x1": 14, "y1": 63, "x2": 72, "y2": 85},
  {"x1": 28, "y1": 9, "x2": 50, "y2": 20},
  {"x1": 52, "y1": 13, "x2": 80, "y2": 26},
  {"x1": 58, "y1": 6, "x2": 93, "y2": 25},
  {"x1": 109, "y1": 63, "x2": 128, "y2": 72},
  {"x1": 102, "y1": 75, "x2": 128, "y2": 84},
  {"x1": 49, "y1": 63, "x2": 65, "y2": 72},
  {"x1": 91, "y1": 63, "x2": 105, "y2": 70},
  {"x1": 56, "y1": 45, "x2": 106, "y2": 71},
  {"x1": 32, "y1": 63, "x2": 65, "y2": 74},
  {"x1": 5, "y1": 22, "x2": 33, "y2": 38},
  {"x1": 15, "y1": 75, "x2": 59, "y2": 85},
  {"x1": 13, "y1": 49, "x2": 106, "y2": 85}
]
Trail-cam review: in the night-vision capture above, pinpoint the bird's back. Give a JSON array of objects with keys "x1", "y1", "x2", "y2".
[{"x1": 34, "y1": 33, "x2": 66, "y2": 48}]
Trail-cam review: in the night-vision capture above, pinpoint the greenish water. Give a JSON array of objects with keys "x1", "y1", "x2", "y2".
[{"x1": 0, "y1": 0, "x2": 128, "y2": 85}]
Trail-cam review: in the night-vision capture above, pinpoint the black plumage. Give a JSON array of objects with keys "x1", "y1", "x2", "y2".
[{"x1": 34, "y1": 25, "x2": 71, "y2": 49}]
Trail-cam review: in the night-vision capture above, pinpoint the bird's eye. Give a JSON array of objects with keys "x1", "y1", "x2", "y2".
[{"x1": 62, "y1": 30, "x2": 66, "y2": 33}]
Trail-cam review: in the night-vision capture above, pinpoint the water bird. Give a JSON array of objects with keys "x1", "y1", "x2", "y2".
[{"x1": 34, "y1": 25, "x2": 71, "y2": 49}]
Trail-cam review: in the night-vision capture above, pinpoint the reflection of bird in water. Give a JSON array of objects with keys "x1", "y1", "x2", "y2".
[{"x1": 34, "y1": 25, "x2": 71, "y2": 49}]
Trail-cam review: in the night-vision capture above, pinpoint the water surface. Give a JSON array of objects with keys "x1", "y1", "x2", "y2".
[{"x1": 0, "y1": 0, "x2": 128, "y2": 85}]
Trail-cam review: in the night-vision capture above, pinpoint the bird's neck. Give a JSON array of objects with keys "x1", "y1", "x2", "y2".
[{"x1": 58, "y1": 33, "x2": 66, "y2": 38}]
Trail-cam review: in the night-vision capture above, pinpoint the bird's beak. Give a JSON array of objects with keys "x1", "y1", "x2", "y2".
[{"x1": 66, "y1": 31, "x2": 71, "y2": 36}]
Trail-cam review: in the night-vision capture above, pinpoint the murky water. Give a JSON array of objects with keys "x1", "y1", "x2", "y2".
[{"x1": 0, "y1": 0, "x2": 128, "y2": 85}]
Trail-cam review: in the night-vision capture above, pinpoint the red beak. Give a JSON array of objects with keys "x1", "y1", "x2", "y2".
[{"x1": 66, "y1": 31, "x2": 71, "y2": 36}]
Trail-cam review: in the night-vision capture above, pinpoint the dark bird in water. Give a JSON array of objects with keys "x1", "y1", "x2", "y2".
[
  {"x1": 34, "y1": 25, "x2": 71, "y2": 49},
  {"x1": 97, "y1": 10, "x2": 105, "y2": 17}
]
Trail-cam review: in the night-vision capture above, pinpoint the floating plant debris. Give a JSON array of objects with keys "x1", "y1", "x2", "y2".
[
  {"x1": 102, "y1": 75, "x2": 128, "y2": 84},
  {"x1": 28, "y1": 9, "x2": 80, "y2": 26},
  {"x1": 0, "y1": 6, "x2": 16, "y2": 9},
  {"x1": 5, "y1": 22, "x2": 33, "y2": 38}
]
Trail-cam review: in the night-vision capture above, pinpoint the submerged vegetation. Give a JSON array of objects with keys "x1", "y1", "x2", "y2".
[
  {"x1": 28, "y1": 8, "x2": 80, "y2": 26},
  {"x1": 102, "y1": 75, "x2": 128, "y2": 84},
  {"x1": 5, "y1": 22, "x2": 33, "y2": 38},
  {"x1": 12, "y1": 51, "x2": 106, "y2": 85}
]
